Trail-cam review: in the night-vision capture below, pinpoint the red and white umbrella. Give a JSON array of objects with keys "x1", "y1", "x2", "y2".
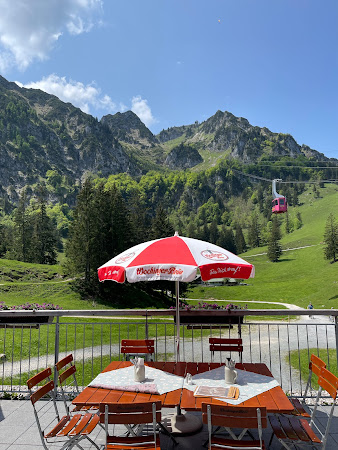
[{"x1": 98, "y1": 232, "x2": 254, "y2": 361}]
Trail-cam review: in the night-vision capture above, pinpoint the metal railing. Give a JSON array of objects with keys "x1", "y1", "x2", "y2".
[{"x1": 1, "y1": 309, "x2": 337, "y2": 398}]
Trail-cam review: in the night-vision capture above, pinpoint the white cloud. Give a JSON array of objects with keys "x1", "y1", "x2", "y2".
[
  {"x1": 131, "y1": 96, "x2": 156, "y2": 127},
  {"x1": 0, "y1": 0, "x2": 102, "y2": 71},
  {"x1": 16, "y1": 75, "x2": 157, "y2": 127},
  {"x1": 17, "y1": 74, "x2": 116, "y2": 115}
]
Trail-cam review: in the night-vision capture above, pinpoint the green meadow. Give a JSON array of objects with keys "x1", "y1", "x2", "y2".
[
  {"x1": 0, "y1": 185, "x2": 337, "y2": 387},
  {"x1": 0, "y1": 184, "x2": 337, "y2": 311},
  {"x1": 187, "y1": 184, "x2": 338, "y2": 309}
]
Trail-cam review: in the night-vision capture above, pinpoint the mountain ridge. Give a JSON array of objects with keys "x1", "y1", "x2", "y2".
[{"x1": 0, "y1": 75, "x2": 335, "y2": 204}]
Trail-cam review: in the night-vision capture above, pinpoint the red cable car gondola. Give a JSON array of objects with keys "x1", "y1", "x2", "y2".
[{"x1": 272, "y1": 179, "x2": 287, "y2": 214}]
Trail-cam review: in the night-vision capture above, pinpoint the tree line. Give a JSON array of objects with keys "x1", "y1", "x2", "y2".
[{"x1": 0, "y1": 174, "x2": 337, "y2": 302}]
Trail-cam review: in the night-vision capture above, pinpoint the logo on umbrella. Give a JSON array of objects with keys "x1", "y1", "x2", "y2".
[
  {"x1": 115, "y1": 253, "x2": 135, "y2": 264},
  {"x1": 201, "y1": 250, "x2": 228, "y2": 261}
]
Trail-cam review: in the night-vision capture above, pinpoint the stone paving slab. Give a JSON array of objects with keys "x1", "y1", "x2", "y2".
[{"x1": 1, "y1": 399, "x2": 338, "y2": 449}]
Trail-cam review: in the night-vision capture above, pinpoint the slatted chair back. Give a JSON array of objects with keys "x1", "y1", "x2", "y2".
[
  {"x1": 99, "y1": 401, "x2": 161, "y2": 449},
  {"x1": 27, "y1": 367, "x2": 60, "y2": 423},
  {"x1": 311, "y1": 367, "x2": 338, "y2": 448},
  {"x1": 303, "y1": 354, "x2": 326, "y2": 400},
  {"x1": 202, "y1": 403, "x2": 267, "y2": 449},
  {"x1": 209, "y1": 337, "x2": 243, "y2": 363},
  {"x1": 55, "y1": 354, "x2": 80, "y2": 414},
  {"x1": 269, "y1": 367, "x2": 338, "y2": 450},
  {"x1": 288, "y1": 354, "x2": 326, "y2": 417},
  {"x1": 121, "y1": 339, "x2": 155, "y2": 362},
  {"x1": 27, "y1": 368, "x2": 100, "y2": 450}
]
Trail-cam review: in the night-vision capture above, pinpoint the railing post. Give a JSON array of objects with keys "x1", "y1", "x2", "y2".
[
  {"x1": 335, "y1": 316, "x2": 338, "y2": 374},
  {"x1": 53, "y1": 316, "x2": 60, "y2": 396},
  {"x1": 145, "y1": 311, "x2": 149, "y2": 340}
]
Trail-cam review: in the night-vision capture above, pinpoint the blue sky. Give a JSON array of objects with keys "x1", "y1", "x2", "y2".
[{"x1": 0, "y1": 0, "x2": 337, "y2": 159}]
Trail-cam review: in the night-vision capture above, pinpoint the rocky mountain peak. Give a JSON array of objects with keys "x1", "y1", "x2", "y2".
[{"x1": 101, "y1": 111, "x2": 158, "y2": 147}]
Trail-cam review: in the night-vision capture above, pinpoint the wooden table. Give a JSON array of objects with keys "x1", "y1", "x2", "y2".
[
  {"x1": 180, "y1": 362, "x2": 293, "y2": 414},
  {"x1": 72, "y1": 361, "x2": 293, "y2": 415}
]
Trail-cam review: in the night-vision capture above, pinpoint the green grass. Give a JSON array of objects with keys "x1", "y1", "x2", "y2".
[
  {"x1": 1, "y1": 315, "x2": 245, "y2": 364},
  {"x1": 0, "y1": 184, "x2": 337, "y2": 311},
  {"x1": 3, "y1": 351, "x2": 176, "y2": 387},
  {"x1": 187, "y1": 185, "x2": 338, "y2": 309},
  {"x1": 0, "y1": 318, "x2": 177, "y2": 363},
  {"x1": 288, "y1": 348, "x2": 338, "y2": 389},
  {"x1": 0, "y1": 282, "x2": 89, "y2": 309},
  {"x1": 3, "y1": 354, "x2": 119, "y2": 388},
  {"x1": 0, "y1": 258, "x2": 65, "y2": 282},
  {"x1": 1, "y1": 317, "x2": 223, "y2": 363}
]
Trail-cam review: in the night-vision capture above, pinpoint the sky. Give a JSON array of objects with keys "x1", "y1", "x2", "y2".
[{"x1": 0, "y1": 0, "x2": 337, "y2": 159}]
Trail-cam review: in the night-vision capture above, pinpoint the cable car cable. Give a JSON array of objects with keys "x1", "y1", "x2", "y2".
[{"x1": 232, "y1": 169, "x2": 338, "y2": 184}]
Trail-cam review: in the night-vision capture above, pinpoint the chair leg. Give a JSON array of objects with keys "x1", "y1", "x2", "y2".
[
  {"x1": 268, "y1": 432, "x2": 293, "y2": 450},
  {"x1": 157, "y1": 422, "x2": 178, "y2": 445},
  {"x1": 84, "y1": 436, "x2": 101, "y2": 449},
  {"x1": 203, "y1": 426, "x2": 221, "y2": 447}
]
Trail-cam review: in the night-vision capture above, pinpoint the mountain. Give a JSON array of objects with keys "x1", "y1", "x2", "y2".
[
  {"x1": 158, "y1": 110, "x2": 332, "y2": 165},
  {"x1": 0, "y1": 75, "x2": 335, "y2": 203},
  {"x1": 0, "y1": 75, "x2": 143, "y2": 202}
]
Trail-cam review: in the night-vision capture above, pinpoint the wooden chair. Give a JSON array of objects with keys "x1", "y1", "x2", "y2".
[
  {"x1": 55, "y1": 353, "x2": 98, "y2": 413},
  {"x1": 269, "y1": 367, "x2": 338, "y2": 450},
  {"x1": 121, "y1": 339, "x2": 155, "y2": 361},
  {"x1": 289, "y1": 354, "x2": 326, "y2": 418},
  {"x1": 209, "y1": 337, "x2": 243, "y2": 363},
  {"x1": 202, "y1": 403, "x2": 267, "y2": 449},
  {"x1": 99, "y1": 401, "x2": 161, "y2": 449},
  {"x1": 27, "y1": 367, "x2": 100, "y2": 450}
]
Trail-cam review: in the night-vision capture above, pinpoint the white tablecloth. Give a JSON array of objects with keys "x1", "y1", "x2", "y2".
[
  {"x1": 89, "y1": 365, "x2": 184, "y2": 395},
  {"x1": 89, "y1": 365, "x2": 280, "y2": 404},
  {"x1": 183, "y1": 366, "x2": 280, "y2": 405}
]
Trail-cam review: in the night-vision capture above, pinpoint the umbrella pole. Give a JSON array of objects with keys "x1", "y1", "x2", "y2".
[
  {"x1": 175, "y1": 280, "x2": 180, "y2": 362},
  {"x1": 162, "y1": 279, "x2": 203, "y2": 434}
]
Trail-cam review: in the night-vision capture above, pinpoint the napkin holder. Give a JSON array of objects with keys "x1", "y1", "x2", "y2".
[{"x1": 134, "y1": 357, "x2": 145, "y2": 382}]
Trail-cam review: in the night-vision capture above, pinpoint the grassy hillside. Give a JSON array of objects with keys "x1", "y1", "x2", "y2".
[
  {"x1": 0, "y1": 259, "x2": 171, "y2": 310},
  {"x1": 187, "y1": 184, "x2": 338, "y2": 309},
  {"x1": 0, "y1": 260, "x2": 93, "y2": 308},
  {"x1": 0, "y1": 184, "x2": 337, "y2": 310}
]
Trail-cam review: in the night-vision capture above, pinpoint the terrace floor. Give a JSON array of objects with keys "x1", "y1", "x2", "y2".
[{"x1": 1, "y1": 399, "x2": 338, "y2": 449}]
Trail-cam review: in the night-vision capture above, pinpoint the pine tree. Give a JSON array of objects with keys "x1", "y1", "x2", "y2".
[
  {"x1": 11, "y1": 189, "x2": 32, "y2": 261},
  {"x1": 209, "y1": 220, "x2": 219, "y2": 244},
  {"x1": 0, "y1": 223, "x2": 8, "y2": 257},
  {"x1": 186, "y1": 220, "x2": 197, "y2": 239},
  {"x1": 150, "y1": 205, "x2": 175, "y2": 240},
  {"x1": 292, "y1": 187, "x2": 299, "y2": 206},
  {"x1": 267, "y1": 215, "x2": 282, "y2": 262},
  {"x1": 323, "y1": 213, "x2": 338, "y2": 263},
  {"x1": 150, "y1": 205, "x2": 175, "y2": 298},
  {"x1": 248, "y1": 213, "x2": 261, "y2": 248},
  {"x1": 234, "y1": 223, "x2": 247, "y2": 253},
  {"x1": 66, "y1": 178, "x2": 96, "y2": 282},
  {"x1": 129, "y1": 191, "x2": 151, "y2": 242},
  {"x1": 110, "y1": 185, "x2": 134, "y2": 254},
  {"x1": 284, "y1": 212, "x2": 292, "y2": 234},
  {"x1": 31, "y1": 191, "x2": 58, "y2": 265},
  {"x1": 92, "y1": 182, "x2": 115, "y2": 267},
  {"x1": 217, "y1": 225, "x2": 237, "y2": 253}
]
